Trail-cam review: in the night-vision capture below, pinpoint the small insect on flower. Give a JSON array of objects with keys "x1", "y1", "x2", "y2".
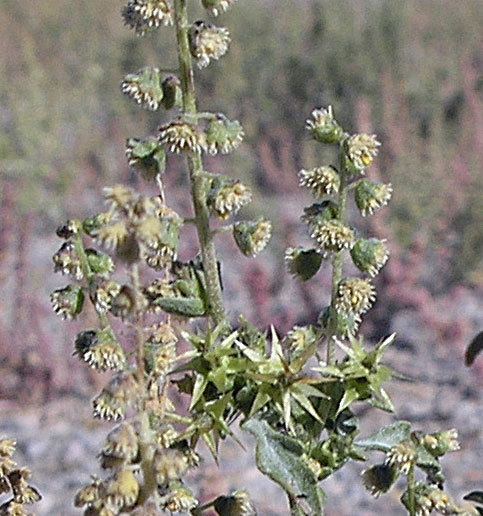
[
  {"x1": 344, "y1": 133, "x2": 381, "y2": 174},
  {"x1": 189, "y1": 20, "x2": 230, "y2": 69},
  {"x1": 122, "y1": 0, "x2": 173, "y2": 36},
  {"x1": 202, "y1": 0, "x2": 238, "y2": 17},
  {"x1": 355, "y1": 180, "x2": 393, "y2": 216},
  {"x1": 306, "y1": 106, "x2": 344, "y2": 144},
  {"x1": 159, "y1": 120, "x2": 207, "y2": 154},
  {"x1": 299, "y1": 166, "x2": 340, "y2": 198},
  {"x1": 335, "y1": 277, "x2": 376, "y2": 315},
  {"x1": 311, "y1": 219, "x2": 356, "y2": 252},
  {"x1": 121, "y1": 67, "x2": 164, "y2": 111}
]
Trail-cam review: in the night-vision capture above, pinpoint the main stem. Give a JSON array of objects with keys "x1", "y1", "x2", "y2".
[
  {"x1": 173, "y1": 0, "x2": 225, "y2": 325},
  {"x1": 407, "y1": 463, "x2": 417, "y2": 516},
  {"x1": 327, "y1": 147, "x2": 348, "y2": 364}
]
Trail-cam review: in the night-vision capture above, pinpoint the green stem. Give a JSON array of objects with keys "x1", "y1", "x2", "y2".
[
  {"x1": 327, "y1": 147, "x2": 348, "y2": 364},
  {"x1": 173, "y1": 0, "x2": 225, "y2": 325},
  {"x1": 407, "y1": 463, "x2": 417, "y2": 516}
]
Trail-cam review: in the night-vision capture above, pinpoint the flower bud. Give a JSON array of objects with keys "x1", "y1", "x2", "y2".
[
  {"x1": 86, "y1": 249, "x2": 115, "y2": 278},
  {"x1": 206, "y1": 116, "x2": 244, "y2": 155},
  {"x1": 335, "y1": 278, "x2": 376, "y2": 315},
  {"x1": 189, "y1": 21, "x2": 230, "y2": 69},
  {"x1": 233, "y1": 219, "x2": 272, "y2": 257},
  {"x1": 285, "y1": 247, "x2": 324, "y2": 281},
  {"x1": 213, "y1": 490, "x2": 256, "y2": 515},
  {"x1": 74, "y1": 328, "x2": 126, "y2": 372},
  {"x1": 311, "y1": 220, "x2": 355, "y2": 252},
  {"x1": 301, "y1": 201, "x2": 338, "y2": 231},
  {"x1": 121, "y1": 67, "x2": 164, "y2": 111},
  {"x1": 421, "y1": 429, "x2": 460, "y2": 457},
  {"x1": 161, "y1": 75, "x2": 182, "y2": 110},
  {"x1": 350, "y1": 238, "x2": 389, "y2": 277},
  {"x1": 299, "y1": 166, "x2": 340, "y2": 198},
  {"x1": 343, "y1": 133, "x2": 380, "y2": 174},
  {"x1": 125, "y1": 137, "x2": 166, "y2": 180},
  {"x1": 159, "y1": 120, "x2": 207, "y2": 154},
  {"x1": 202, "y1": 0, "x2": 238, "y2": 17},
  {"x1": 306, "y1": 106, "x2": 344, "y2": 144},
  {"x1": 50, "y1": 285, "x2": 85, "y2": 320},
  {"x1": 208, "y1": 177, "x2": 252, "y2": 219},
  {"x1": 122, "y1": 0, "x2": 173, "y2": 36},
  {"x1": 355, "y1": 180, "x2": 393, "y2": 216}
]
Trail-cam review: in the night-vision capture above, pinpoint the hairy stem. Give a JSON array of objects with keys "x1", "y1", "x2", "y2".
[
  {"x1": 173, "y1": 0, "x2": 225, "y2": 324},
  {"x1": 327, "y1": 147, "x2": 348, "y2": 364},
  {"x1": 407, "y1": 463, "x2": 417, "y2": 516}
]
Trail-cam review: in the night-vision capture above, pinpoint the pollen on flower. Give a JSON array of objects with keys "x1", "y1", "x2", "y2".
[
  {"x1": 344, "y1": 133, "x2": 381, "y2": 174},
  {"x1": 299, "y1": 166, "x2": 340, "y2": 197},
  {"x1": 208, "y1": 180, "x2": 252, "y2": 219},
  {"x1": 311, "y1": 219, "x2": 355, "y2": 252},
  {"x1": 385, "y1": 441, "x2": 416, "y2": 475}
]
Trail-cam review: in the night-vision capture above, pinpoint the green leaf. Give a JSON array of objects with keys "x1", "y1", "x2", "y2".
[
  {"x1": 152, "y1": 296, "x2": 206, "y2": 317},
  {"x1": 465, "y1": 331, "x2": 483, "y2": 366},
  {"x1": 463, "y1": 491, "x2": 483, "y2": 505},
  {"x1": 356, "y1": 421, "x2": 412, "y2": 452},
  {"x1": 243, "y1": 419, "x2": 326, "y2": 515},
  {"x1": 249, "y1": 387, "x2": 272, "y2": 418},
  {"x1": 337, "y1": 387, "x2": 360, "y2": 414},
  {"x1": 190, "y1": 374, "x2": 208, "y2": 410},
  {"x1": 290, "y1": 390, "x2": 323, "y2": 424}
]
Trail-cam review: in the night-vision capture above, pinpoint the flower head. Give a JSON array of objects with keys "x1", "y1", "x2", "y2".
[
  {"x1": 318, "y1": 306, "x2": 361, "y2": 338},
  {"x1": 104, "y1": 469, "x2": 139, "y2": 510},
  {"x1": 93, "y1": 373, "x2": 139, "y2": 421},
  {"x1": 311, "y1": 219, "x2": 355, "y2": 252},
  {"x1": 158, "y1": 485, "x2": 198, "y2": 513},
  {"x1": 56, "y1": 219, "x2": 81, "y2": 239},
  {"x1": 361, "y1": 463, "x2": 398, "y2": 498},
  {"x1": 122, "y1": 0, "x2": 173, "y2": 36},
  {"x1": 53, "y1": 241, "x2": 83, "y2": 280},
  {"x1": 351, "y1": 238, "x2": 389, "y2": 277},
  {"x1": 208, "y1": 178, "x2": 252, "y2": 219},
  {"x1": 91, "y1": 281, "x2": 122, "y2": 314},
  {"x1": 344, "y1": 133, "x2": 381, "y2": 174},
  {"x1": 102, "y1": 423, "x2": 139, "y2": 464},
  {"x1": 159, "y1": 120, "x2": 207, "y2": 154},
  {"x1": 421, "y1": 429, "x2": 460, "y2": 457},
  {"x1": 385, "y1": 441, "x2": 416, "y2": 475},
  {"x1": 189, "y1": 21, "x2": 230, "y2": 69},
  {"x1": 213, "y1": 490, "x2": 256, "y2": 516},
  {"x1": 74, "y1": 328, "x2": 126, "y2": 372},
  {"x1": 299, "y1": 166, "x2": 340, "y2": 198},
  {"x1": 306, "y1": 106, "x2": 343, "y2": 144},
  {"x1": 285, "y1": 247, "x2": 324, "y2": 281},
  {"x1": 233, "y1": 219, "x2": 272, "y2": 257},
  {"x1": 206, "y1": 116, "x2": 244, "y2": 155},
  {"x1": 153, "y1": 448, "x2": 189, "y2": 485},
  {"x1": 355, "y1": 180, "x2": 393, "y2": 216},
  {"x1": 202, "y1": 0, "x2": 238, "y2": 17},
  {"x1": 121, "y1": 67, "x2": 164, "y2": 111},
  {"x1": 125, "y1": 137, "x2": 166, "y2": 180},
  {"x1": 301, "y1": 201, "x2": 338, "y2": 231},
  {"x1": 335, "y1": 278, "x2": 376, "y2": 315},
  {"x1": 50, "y1": 285, "x2": 84, "y2": 320}
]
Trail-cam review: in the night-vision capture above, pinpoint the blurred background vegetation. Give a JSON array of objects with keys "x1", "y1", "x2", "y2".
[{"x1": 0, "y1": 0, "x2": 482, "y2": 399}]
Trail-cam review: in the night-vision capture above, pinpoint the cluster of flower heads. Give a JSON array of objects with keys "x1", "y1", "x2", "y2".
[
  {"x1": 122, "y1": 0, "x2": 173, "y2": 36},
  {"x1": 287, "y1": 106, "x2": 394, "y2": 336},
  {"x1": 361, "y1": 429, "x2": 468, "y2": 515},
  {"x1": 74, "y1": 421, "x2": 200, "y2": 515},
  {"x1": 158, "y1": 114, "x2": 244, "y2": 156},
  {"x1": 0, "y1": 438, "x2": 41, "y2": 514}
]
